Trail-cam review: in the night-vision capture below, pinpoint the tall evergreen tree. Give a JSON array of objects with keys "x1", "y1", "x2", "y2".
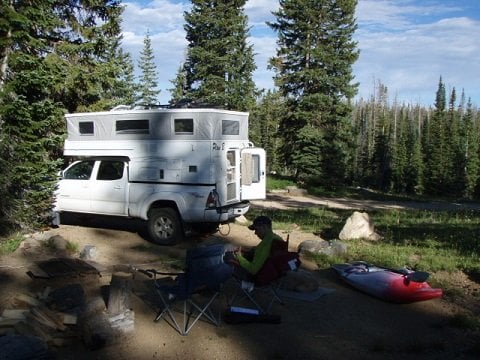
[
  {"x1": 463, "y1": 99, "x2": 479, "y2": 198},
  {"x1": 423, "y1": 77, "x2": 448, "y2": 195},
  {"x1": 170, "y1": 62, "x2": 188, "y2": 105},
  {"x1": 137, "y1": 32, "x2": 160, "y2": 106},
  {"x1": 172, "y1": 0, "x2": 256, "y2": 110},
  {"x1": 250, "y1": 90, "x2": 287, "y2": 173},
  {"x1": 269, "y1": 0, "x2": 359, "y2": 186},
  {"x1": 446, "y1": 88, "x2": 465, "y2": 194},
  {"x1": 403, "y1": 106, "x2": 424, "y2": 194},
  {"x1": 0, "y1": 0, "x2": 129, "y2": 231}
]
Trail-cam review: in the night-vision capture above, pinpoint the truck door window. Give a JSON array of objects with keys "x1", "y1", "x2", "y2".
[
  {"x1": 64, "y1": 161, "x2": 95, "y2": 180},
  {"x1": 97, "y1": 161, "x2": 124, "y2": 180}
]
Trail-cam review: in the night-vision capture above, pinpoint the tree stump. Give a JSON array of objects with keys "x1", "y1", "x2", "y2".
[{"x1": 107, "y1": 271, "x2": 133, "y2": 316}]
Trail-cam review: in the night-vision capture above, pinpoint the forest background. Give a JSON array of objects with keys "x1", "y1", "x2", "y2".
[{"x1": 0, "y1": 0, "x2": 479, "y2": 235}]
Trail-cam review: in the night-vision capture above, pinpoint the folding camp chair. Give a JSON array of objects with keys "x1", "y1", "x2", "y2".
[
  {"x1": 228, "y1": 236, "x2": 301, "y2": 314},
  {"x1": 138, "y1": 243, "x2": 232, "y2": 335}
]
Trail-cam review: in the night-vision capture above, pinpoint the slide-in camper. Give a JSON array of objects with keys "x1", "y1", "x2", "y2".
[{"x1": 53, "y1": 107, "x2": 266, "y2": 244}]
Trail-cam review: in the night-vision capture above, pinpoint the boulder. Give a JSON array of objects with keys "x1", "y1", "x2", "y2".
[
  {"x1": 298, "y1": 239, "x2": 347, "y2": 257},
  {"x1": 48, "y1": 235, "x2": 68, "y2": 250},
  {"x1": 338, "y1": 211, "x2": 381, "y2": 241}
]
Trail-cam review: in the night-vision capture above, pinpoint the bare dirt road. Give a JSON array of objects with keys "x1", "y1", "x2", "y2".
[{"x1": 0, "y1": 193, "x2": 479, "y2": 360}]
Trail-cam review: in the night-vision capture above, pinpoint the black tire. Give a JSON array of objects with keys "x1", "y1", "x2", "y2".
[{"x1": 147, "y1": 208, "x2": 183, "y2": 245}]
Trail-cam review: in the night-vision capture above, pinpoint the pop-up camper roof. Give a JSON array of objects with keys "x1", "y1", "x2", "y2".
[
  {"x1": 65, "y1": 108, "x2": 249, "y2": 142},
  {"x1": 63, "y1": 108, "x2": 250, "y2": 157}
]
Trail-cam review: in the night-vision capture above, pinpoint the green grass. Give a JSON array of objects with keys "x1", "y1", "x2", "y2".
[
  {"x1": 266, "y1": 175, "x2": 297, "y2": 190},
  {"x1": 0, "y1": 233, "x2": 24, "y2": 255},
  {"x1": 246, "y1": 206, "x2": 480, "y2": 275}
]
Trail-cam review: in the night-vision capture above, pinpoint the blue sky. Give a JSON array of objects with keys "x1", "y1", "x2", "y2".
[{"x1": 121, "y1": 0, "x2": 480, "y2": 107}]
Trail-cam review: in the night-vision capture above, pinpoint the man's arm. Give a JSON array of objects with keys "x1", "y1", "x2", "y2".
[{"x1": 236, "y1": 238, "x2": 272, "y2": 275}]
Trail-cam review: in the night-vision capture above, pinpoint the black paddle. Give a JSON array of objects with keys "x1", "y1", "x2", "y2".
[{"x1": 396, "y1": 269, "x2": 430, "y2": 282}]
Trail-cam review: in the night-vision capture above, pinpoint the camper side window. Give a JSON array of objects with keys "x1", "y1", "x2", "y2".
[
  {"x1": 79, "y1": 121, "x2": 94, "y2": 135},
  {"x1": 63, "y1": 161, "x2": 95, "y2": 180},
  {"x1": 222, "y1": 120, "x2": 239, "y2": 135},
  {"x1": 97, "y1": 161, "x2": 124, "y2": 181},
  {"x1": 174, "y1": 118, "x2": 194, "y2": 134},
  {"x1": 116, "y1": 120, "x2": 149, "y2": 134}
]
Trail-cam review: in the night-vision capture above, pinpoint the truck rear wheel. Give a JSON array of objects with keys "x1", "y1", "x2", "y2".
[{"x1": 147, "y1": 208, "x2": 183, "y2": 245}]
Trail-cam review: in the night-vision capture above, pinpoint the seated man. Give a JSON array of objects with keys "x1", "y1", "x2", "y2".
[{"x1": 227, "y1": 216, "x2": 288, "y2": 284}]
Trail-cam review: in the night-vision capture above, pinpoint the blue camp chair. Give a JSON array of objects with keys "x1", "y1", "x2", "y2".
[{"x1": 139, "y1": 244, "x2": 232, "y2": 335}]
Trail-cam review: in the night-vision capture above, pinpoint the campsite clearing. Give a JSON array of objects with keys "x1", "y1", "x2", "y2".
[{"x1": 0, "y1": 193, "x2": 479, "y2": 359}]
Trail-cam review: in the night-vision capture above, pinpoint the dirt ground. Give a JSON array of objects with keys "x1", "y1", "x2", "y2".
[{"x1": 1, "y1": 193, "x2": 479, "y2": 360}]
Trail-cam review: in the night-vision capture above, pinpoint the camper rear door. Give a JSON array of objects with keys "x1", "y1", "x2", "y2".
[{"x1": 240, "y1": 148, "x2": 266, "y2": 200}]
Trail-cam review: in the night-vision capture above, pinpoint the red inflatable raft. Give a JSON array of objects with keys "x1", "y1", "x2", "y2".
[{"x1": 331, "y1": 261, "x2": 443, "y2": 303}]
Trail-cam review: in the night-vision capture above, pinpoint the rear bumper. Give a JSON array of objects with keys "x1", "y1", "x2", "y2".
[{"x1": 204, "y1": 201, "x2": 250, "y2": 222}]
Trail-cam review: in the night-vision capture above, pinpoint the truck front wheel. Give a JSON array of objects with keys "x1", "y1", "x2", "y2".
[{"x1": 147, "y1": 208, "x2": 183, "y2": 245}]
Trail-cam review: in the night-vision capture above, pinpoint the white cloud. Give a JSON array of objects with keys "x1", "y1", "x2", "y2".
[
  {"x1": 122, "y1": 0, "x2": 187, "y2": 34},
  {"x1": 356, "y1": 0, "x2": 462, "y2": 31},
  {"x1": 245, "y1": 0, "x2": 278, "y2": 26},
  {"x1": 354, "y1": 1, "x2": 480, "y2": 104}
]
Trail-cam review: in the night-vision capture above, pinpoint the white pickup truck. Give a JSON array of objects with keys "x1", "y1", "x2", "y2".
[{"x1": 53, "y1": 107, "x2": 266, "y2": 245}]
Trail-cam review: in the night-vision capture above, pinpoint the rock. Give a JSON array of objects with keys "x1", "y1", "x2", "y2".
[
  {"x1": 48, "y1": 235, "x2": 68, "y2": 250},
  {"x1": 298, "y1": 239, "x2": 347, "y2": 257},
  {"x1": 80, "y1": 245, "x2": 97, "y2": 260},
  {"x1": 339, "y1": 211, "x2": 382, "y2": 241}
]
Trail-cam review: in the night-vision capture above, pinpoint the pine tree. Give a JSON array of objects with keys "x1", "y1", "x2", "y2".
[
  {"x1": 0, "y1": 0, "x2": 129, "y2": 231},
  {"x1": 463, "y1": 99, "x2": 479, "y2": 198},
  {"x1": 170, "y1": 63, "x2": 188, "y2": 105},
  {"x1": 404, "y1": 105, "x2": 424, "y2": 194},
  {"x1": 173, "y1": 0, "x2": 256, "y2": 110},
  {"x1": 447, "y1": 88, "x2": 465, "y2": 195},
  {"x1": 137, "y1": 32, "x2": 160, "y2": 106},
  {"x1": 249, "y1": 90, "x2": 286, "y2": 173},
  {"x1": 424, "y1": 77, "x2": 448, "y2": 195},
  {"x1": 269, "y1": 0, "x2": 359, "y2": 186}
]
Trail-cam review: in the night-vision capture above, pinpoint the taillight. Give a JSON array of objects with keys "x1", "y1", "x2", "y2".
[{"x1": 206, "y1": 190, "x2": 218, "y2": 208}]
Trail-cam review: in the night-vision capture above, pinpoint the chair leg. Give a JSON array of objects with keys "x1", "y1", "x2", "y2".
[
  {"x1": 229, "y1": 279, "x2": 285, "y2": 314},
  {"x1": 184, "y1": 292, "x2": 220, "y2": 335},
  {"x1": 154, "y1": 290, "x2": 222, "y2": 336},
  {"x1": 154, "y1": 293, "x2": 186, "y2": 335}
]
